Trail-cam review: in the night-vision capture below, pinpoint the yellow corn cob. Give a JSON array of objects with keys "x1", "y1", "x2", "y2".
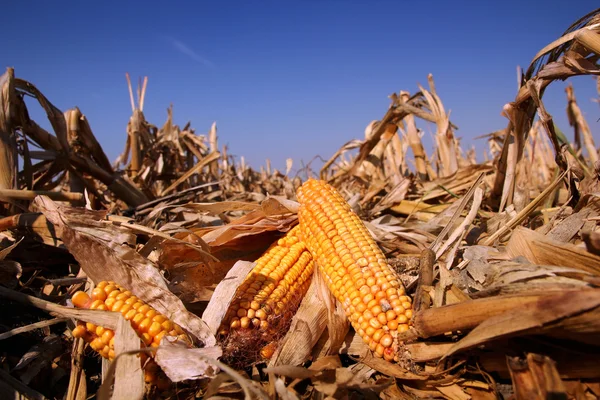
[
  {"x1": 71, "y1": 281, "x2": 189, "y2": 385},
  {"x1": 218, "y1": 225, "x2": 314, "y2": 365},
  {"x1": 297, "y1": 179, "x2": 413, "y2": 361}
]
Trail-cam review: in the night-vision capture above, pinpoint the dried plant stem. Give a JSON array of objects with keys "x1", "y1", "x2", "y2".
[
  {"x1": 66, "y1": 338, "x2": 87, "y2": 400},
  {"x1": 481, "y1": 169, "x2": 568, "y2": 246},
  {"x1": 0, "y1": 369, "x2": 47, "y2": 400},
  {"x1": 401, "y1": 92, "x2": 429, "y2": 180},
  {"x1": 0, "y1": 189, "x2": 84, "y2": 202},
  {"x1": 0, "y1": 317, "x2": 68, "y2": 340},
  {"x1": 436, "y1": 187, "x2": 484, "y2": 259},
  {"x1": 0, "y1": 68, "x2": 18, "y2": 212},
  {"x1": 566, "y1": 84, "x2": 598, "y2": 163}
]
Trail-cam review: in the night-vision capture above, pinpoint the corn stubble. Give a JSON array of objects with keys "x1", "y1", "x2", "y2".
[{"x1": 71, "y1": 281, "x2": 190, "y2": 386}]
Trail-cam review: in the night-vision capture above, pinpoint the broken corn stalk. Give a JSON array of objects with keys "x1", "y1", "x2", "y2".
[
  {"x1": 297, "y1": 179, "x2": 413, "y2": 361},
  {"x1": 218, "y1": 225, "x2": 314, "y2": 366},
  {"x1": 71, "y1": 281, "x2": 190, "y2": 384}
]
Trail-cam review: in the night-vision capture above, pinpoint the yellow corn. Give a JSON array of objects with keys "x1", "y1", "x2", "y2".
[
  {"x1": 71, "y1": 281, "x2": 189, "y2": 386},
  {"x1": 218, "y1": 225, "x2": 314, "y2": 364},
  {"x1": 297, "y1": 179, "x2": 413, "y2": 361}
]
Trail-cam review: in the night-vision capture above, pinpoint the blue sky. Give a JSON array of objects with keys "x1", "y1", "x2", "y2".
[{"x1": 3, "y1": 1, "x2": 599, "y2": 172}]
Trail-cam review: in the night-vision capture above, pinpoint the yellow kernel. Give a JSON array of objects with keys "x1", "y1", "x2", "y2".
[
  {"x1": 96, "y1": 281, "x2": 108, "y2": 289},
  {"x1": 138, "y1": 317, "x2": 153, "y2": 333},
  {"x1": 111, "y1": 300, "x2": 125, "y2": 313},
  {"x1": 141, "y1": 332, "x2": 152, "y2": 345},
  {"x1": 119, "y1": 304, "x2": 133, "y2": 315},
  {"x1": 72, "y1": 325, "x2": 87, "y2": 338},
  {"x1": 385, "y1": 310, "x2": 396, "y2": 321},
  {"x1": 125, "y1": 309, "x2": 138, "y2": 321},
  {"x1": 161, "y1": 320, "x2": 174, "y2": 332},
  {"x1": 153, "y1": 330, "x2": 167, "y2": 345},
  {"x1": 145, "y1": 310, "x2": 157, "y2": 319},
  {"x1": 132, "y1": 313, "x2": 145, "y2": 328},
  {"x1": 86, "y1": 322, "x2": 96, "y2": 332},
  {"x1": 90, "y1": 299, "x2": 103, "y2": 310},
  {"x1": 90, "y1": 337, "x2": 104, "y2": 351},
  {"x1": 91, "y1": 288, "x2": 107, "y2": 301},
  {"x1": 375, "y1": 344, "x2": 384, "y2": 357},
  {"x1": 137, "y1": 305, "x2": 150, "y2": 314},
  {"x1": 152, "y1": 315, "x2": 167, "y2": 324},
  {"x1": 103, "y1": 285, "x2": 118, "y2": 295},
  {"x1": 381, "y1": 334, "x2": 393, "y2": 348},
  {"x1": 256, "y1": 309, "x2": 267, "y2": 320},
  {"x1": 101, "y1": 330, "x2": 114, "y2": 345},
  {"x1": 240, "y1": 317, "x2": 250, "y2": 329},
  {"x1": 104, "y1": 297, "x2": 116, "y2": 309},
  {"x1": 99, "y1": 345, "x2": 110, "y2": 359},
  {"x1": 116, "y1": 292, "x2": 130, "y2": 301},
  {"x1": 148, "y1": 322, "x2": 163, "y2": 338},
  {"x1": 125, "y1": 296, "x2": 138, "y2": 305},
  {"x1": 369, "y1": 318, "x2": 382, "y2": 329},
  {"x1": 95, "y1": 326, "x2": 105, "y2": 336}
]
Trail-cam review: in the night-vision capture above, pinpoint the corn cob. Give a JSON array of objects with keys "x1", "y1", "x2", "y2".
[
  {"x1": 297, "y1": 179, "x2": 412, "y2": 361},
  {"x1": 71, "y1": 281, "x2": 190, "y2": 385},
  {"x1": 218, "y1": 225, "x2": 314, "y2": 365}
]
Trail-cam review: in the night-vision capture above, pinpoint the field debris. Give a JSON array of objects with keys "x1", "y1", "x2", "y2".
[{"x1": 1, "y1": 8, "x2": 600, "y2": 400}]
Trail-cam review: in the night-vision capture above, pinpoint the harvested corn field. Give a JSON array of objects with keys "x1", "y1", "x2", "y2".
[{"x1": 2, "y1": 5, "x2": 600, "y2": 400}]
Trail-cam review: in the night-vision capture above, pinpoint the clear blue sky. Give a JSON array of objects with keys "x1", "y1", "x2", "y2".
[{"x1": 3, "y1": 1, "x2": 599, "y2": 172}]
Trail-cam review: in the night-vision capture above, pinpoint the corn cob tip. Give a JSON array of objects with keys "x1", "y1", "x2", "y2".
[{"x1": 218, "y1": 225, "x2": 314, "y2": 367}]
